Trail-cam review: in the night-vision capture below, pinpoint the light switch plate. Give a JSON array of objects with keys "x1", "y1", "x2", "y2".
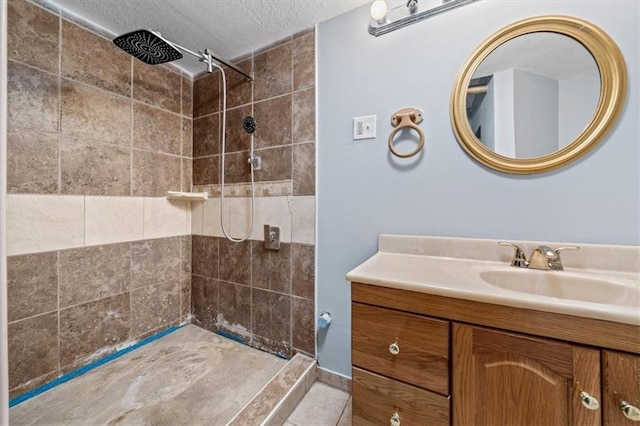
[{"x1": 353, "y1": 115, "x2": 377, "y2": 140}]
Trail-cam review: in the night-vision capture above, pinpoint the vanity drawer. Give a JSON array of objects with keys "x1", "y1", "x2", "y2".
[
  {"x1": 352, "y1": 302, "x2": 450, "y2": 395},
  {"x1": 352, "y1": 367, "x2": 450, "y2": 426}
]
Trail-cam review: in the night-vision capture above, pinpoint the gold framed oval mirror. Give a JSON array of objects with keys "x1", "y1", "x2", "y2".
[{"x1": 450, "y1": 15, "x2": 627, "y2": 174}]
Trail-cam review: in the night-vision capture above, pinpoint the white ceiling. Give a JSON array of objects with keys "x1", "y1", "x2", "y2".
[{"x1": 45, "y1": 0, "x2": 371, "y2": 76}]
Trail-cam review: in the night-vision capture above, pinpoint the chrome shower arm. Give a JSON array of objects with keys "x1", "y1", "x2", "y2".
[{"x1": 168, "y1": 40, "x2": 253, "y2": 81}]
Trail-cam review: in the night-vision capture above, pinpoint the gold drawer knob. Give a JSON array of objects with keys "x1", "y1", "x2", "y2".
[
  {"x1": 389, "y1": 341, "x2": 400, "y2": 355},
  {"x1": 390, "y1": 411, "x2": 400, "y2": 426},
  {"x1": 579, "y1": 391, "x2": 600, "y2": 410},
  {"x1": 621, "y1": 401, "x2": 640, "y2": 422}
]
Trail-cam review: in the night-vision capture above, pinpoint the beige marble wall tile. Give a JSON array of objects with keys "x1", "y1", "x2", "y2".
[
  {"x1": 131, "y1": 236, "x2": 181, "y2": 288},
  {"x1": 59, "y1": 242, "x2": 131, "y2": 308},
  {"x1": 60, "y1": 137, "x2": 131, "y2": 196},
  {"x1": 254, "y1": 43, "x2": 292, "y2": 101},
  {"x1": 252, "y1": 196, "x2": 293, "y2": 242},
  {"x1": 133, "y1": 102, "x2": 181, "y2": 155},
  {"x1": 191, "y1": 200, "x2": 204, "y2": 235},
  {"x1": 182, "y1": 73, "x2": 193, "y2": 118},
  {"x1": 226, "y1": 58, "x2": 253, "y2": 109},
  {"x1": 130, "y1": 280, "x2": 180, "y2": 337},
  {"x1": 61, "y1": 20, "x2": 131, "y2": 97},
  {"x1": 8, "y1": 252, "x2": 58, "y2": 322},
  {"x1": 193, "y1": 71, "x2": 220, "y2": 118},
  {"x1": 293, "y1": 142, "x2": 315, "y2": 196},
  {"x1": 193, "y1": 113, "x2": 219, "y2": 157},
  {"x1": 254, "y1": 95, "x2": 292, "y2": 149},
  {"x1": 132, "y1": 150, "x2": 182, "y2": 197},
  {"x1": 203, "y1": 197, "x2": 224, "y2": 238},
  {"x1": 133, "y1": 62, "x2": 181, "y2": 114},
  {"x1": 292, "y1": 196, "x2": 315, "y2": 245},
  {"x1": 182, "y1": 118, "x2": 193, "y2": 157},
  {"x1": 8, "y1": 312, "x2": 59, "y2": 389},
  {"x1": 8, "y1": 0, "x2": 59, "y2": 73},
  {"x1": 7, "y1": 128, "x2": 59, "y2": 194},
  {"x1": 224, "y1": 105, "x2": 252, "y2": 153},
  {"x1": 292, "y1": 87, "x2": 315, "y2": 143},
  {"x1": 227, "y1": 197, "x2": 253, "y2": 240},
  {"x1": 7, "y1": 194, "x2": 85, "y2": 256},
  {"x1": 8, "y1": 60, "x2": 59, "y2": 133},
  {"x1": 143, "y1": 197, "x2": 189, "y2": 239},
  {"x1": 293, "y1": 32, "x2": 315, "y2": 91},
  {"x1": 84, "y1": 196, "x2": 144, "y2": 246},
  {"x1": 255, "y1": 146, "x2": 292, "y2": 182},
  {"x1": 61, "y1": 79, "x2": 131, "y2": 146},
  {"x1": 292, "y1": 243, "x2": 314, "y2": 300},
  {"x1": 59, "y1": 293, "x2": 130, "y2": 366}
]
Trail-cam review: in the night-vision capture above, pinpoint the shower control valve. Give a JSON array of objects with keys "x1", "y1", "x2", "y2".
[{"x1": 249, "y1": 156, "x2": 262, "y2": 170}]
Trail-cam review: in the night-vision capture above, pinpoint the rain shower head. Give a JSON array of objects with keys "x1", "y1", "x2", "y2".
[{"x1": 113, "y1": 29, "x2": 183, "y2": 65}]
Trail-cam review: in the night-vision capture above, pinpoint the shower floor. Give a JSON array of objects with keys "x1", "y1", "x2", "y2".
[{"x1": 9, "y1": 325, "x2": 287, "y2": 425}]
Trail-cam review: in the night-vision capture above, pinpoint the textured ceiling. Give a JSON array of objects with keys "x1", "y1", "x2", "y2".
[{"x1": 46, "y1": 0, "x2": 371, "y2": 76}]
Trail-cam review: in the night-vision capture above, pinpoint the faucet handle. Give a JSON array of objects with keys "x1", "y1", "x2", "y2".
[
  {"x1": 554, "y1": 246, "x2": 580, "y2": 254},
  {"x1": 499, "y1": 242, "x2": 529, "y2": 268}
]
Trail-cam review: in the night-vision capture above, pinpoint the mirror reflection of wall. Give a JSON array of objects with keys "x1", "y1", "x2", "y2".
[{"x1": 466, "y1": 32, "x2": 600, "y2": 159}]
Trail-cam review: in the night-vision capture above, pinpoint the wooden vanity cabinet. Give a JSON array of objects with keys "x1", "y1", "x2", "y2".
[{"x1": 351, "y1": 282, "x2": 640, "y2": 426}]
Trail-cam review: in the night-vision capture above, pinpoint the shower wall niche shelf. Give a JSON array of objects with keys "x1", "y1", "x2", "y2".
[{"x1": 165, "y1": 191, "x2": 208, "y2": 201}]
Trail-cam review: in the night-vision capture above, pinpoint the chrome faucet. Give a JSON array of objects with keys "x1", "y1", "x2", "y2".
[{"x1": 499, "y1": 242, "x2": 579, "y2": 271}]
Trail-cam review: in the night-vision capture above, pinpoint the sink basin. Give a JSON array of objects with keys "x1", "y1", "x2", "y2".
[{"x1": 479, "y1": 269, "x2": 639, "y2": 307}]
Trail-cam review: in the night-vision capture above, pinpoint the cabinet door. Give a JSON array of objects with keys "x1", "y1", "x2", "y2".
[
  {"x1": 453, "y1": 323, "x2": 601, "y2": 426},
  {"x1": 603, "y1": 350, "x2": 640, "y2": 425}
]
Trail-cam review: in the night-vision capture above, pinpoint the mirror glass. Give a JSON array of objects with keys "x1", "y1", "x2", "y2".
[{"x1": 466, "y1": 32, "x2": 600, "y2": 159}]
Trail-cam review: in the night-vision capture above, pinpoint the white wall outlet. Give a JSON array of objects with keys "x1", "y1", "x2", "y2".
[{"x1": 353, "y1": 115, "x2": 377, "y2": 140}]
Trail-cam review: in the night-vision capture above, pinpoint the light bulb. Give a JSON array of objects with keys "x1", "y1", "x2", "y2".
[{"x1": 370, "y1": 0, "x2": 388, "y2": 22}]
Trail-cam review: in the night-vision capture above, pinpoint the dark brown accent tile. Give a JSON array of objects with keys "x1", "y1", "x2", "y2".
[
  {"x1": 252, "y1": 289, "x2": 291, "y2": 344},
  {"x1": 218, "y1": 281, "x2": 251, "y2": 332},
  {"x1": 293, "y1": 32, "x2": 314, "y2": 91},
  {"x1": 293, "y1": 87, "x2": 315, "y2": 143},
  {"x1": 130, "y1": 280, "x2": 180, "y2": 337},
  {"x1": 254, "y1": 43, "x2": 292, "y2": 101},
  {"x1": 133, "y1": 62, "x2": 181, "y2": 114},
  {"x1": 292, "y1": 244, "x2": 315, "y2": 300},
  {"x1": 61, "y1": 78, "x2": 131, "y2": 146},
  {"x1": 225, "y1": 105, "x2": 252, "y2": 153},
  {"x1": 133, "y1": 102, "x2": 181, "y2": 155},
  {"x1": 182, "y1": 158, "x2": 192, "y2": 192},
  {"x1": 8, "y1": 252, "x2": 57, "y2": 322},
  {"x1": 252, "y1": 242, "x2": 291, "y2": 294},
  {"x1": 182, "y1": 118, "x2": 193, "y2": 157},
  {"x1": 254, "y1": 95, "x2": 292, "y2": 149},
  {"x1": 181, "y1": 276, "x2": 191, "y2": 321},
  {"x1": 293, "y1": 142, "x2": 315, "y2": 196},
  {"x1": 132, "y1": 150, "x2": 181, "y2": 196},
  {"x1": 59, "y1": 242, "x2": 130, "y2": 308},
  {"x1": 7, "y1": 128, "x2": 58, "y2": 194},
  {"x1": 62, "y1": 20, "x2": 131, "y2": 96},
  {"x1": 222, "y1": 151, "x2": 250, "y2": 184},
  {"x1": 193, "y1": 113, "x2": 219, "y2": 157},
  {"x1": 192, "y1": 235, "x2": 218, "y2": 279},
  {"x1": 9, "y1": 370, "x2": 60, "y2": 400},
  {"x1": 294, "y1": 27, "x2": 315, "y2": 39},
  {"x1": 292, "y1": 297, "x2": 315, "y2": 355},
  {"x1": 8, "y1": 60, "x2": 59, "y2": 133},
  {"x1": 182, "y1": 74, "x2": 193, "y2": 117},
  {"x1": 193, "y1": 156, "x2": 219, "y2": 186},
  {"x1": 8, "y1": 312, "x2": 59, "y2": 390},
  {"x1": 8, "y1": 0, "x2": 59, "y2": 73},
  {"x1": 181, "y1": 235, "x2": 192, "y2": 276},
  {"x1": 251, "y1": 335, "x2": 292, "y2": 358},
  {"x1": 219, "y1": 239, "x2": 250, "y2": 285},
  {"x1": 193, "y1": 71, "x2": 220, "y2": 118},
  {"x1": 191, "y1": 275, "x2": 218, "y2": 331},
  {"x1": 254, "y1": 35, "x2": 293, "y2": 56},
  {"x1": 59, "y1": 293, "x2": 130, "y2": 366},
  {"x1": 255, "y1": 146, "x2": 292, "y2": 182},
  {"x1": 60, "y1": 137, "x2": 131, "y2": 196},
  {"x1": 226, "y1": 58, "x2": 253, "y2": 109},
  {"x1": 131, "y1": 237, "x2": 181, "y2": 288}
]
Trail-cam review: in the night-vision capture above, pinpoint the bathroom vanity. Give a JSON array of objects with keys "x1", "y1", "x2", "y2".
[{"x1": 347, "y1": 235, "x2": 640, "y2": 426}]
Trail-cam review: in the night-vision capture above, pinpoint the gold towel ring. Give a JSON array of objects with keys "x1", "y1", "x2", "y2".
[{"x1": 388, "y1": 107, "x2": 425, "y2": 158}]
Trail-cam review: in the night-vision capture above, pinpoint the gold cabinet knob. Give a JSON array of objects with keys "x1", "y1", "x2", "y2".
[
  {"x1": 579, "y1": 391, "x2": 600, "y2": 410},
  {"x1": 390, "y1": 412, "x2": 401, "y2": 426},
  {"x1": 621, "y1": 401, "x2": 640, "y2": 422},
  {"x1": 389, "y1": 341, "x2": 400, "y2": 355}
]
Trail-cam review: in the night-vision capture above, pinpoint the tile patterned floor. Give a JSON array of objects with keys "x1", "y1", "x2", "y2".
[{"x1": 285, "y1": 382, "x2": 352, "y2": 426}]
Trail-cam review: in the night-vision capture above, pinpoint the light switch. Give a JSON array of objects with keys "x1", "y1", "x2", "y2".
[{"x1": 353, "y1": 115, "x2": 377, "y2": 140}]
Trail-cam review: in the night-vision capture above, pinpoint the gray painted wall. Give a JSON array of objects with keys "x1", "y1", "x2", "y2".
[
  {"x1": 559, "y1": 73, "x2": 601, "y2": 147},
  {"x1": 316, "y1": 1, "x2": 639, "y2": 376}
]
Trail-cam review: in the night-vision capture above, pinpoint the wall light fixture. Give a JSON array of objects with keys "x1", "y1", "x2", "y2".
[{"x1": 368, "y1": 0, "x2": 480, "y2": 36}]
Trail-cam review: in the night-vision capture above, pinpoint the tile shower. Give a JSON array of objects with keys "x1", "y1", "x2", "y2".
[{"x1": 5, "y1": 0, "x2": 316, "y2": 401}]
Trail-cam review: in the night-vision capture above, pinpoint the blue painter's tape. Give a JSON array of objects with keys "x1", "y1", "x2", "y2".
[
  {"x1": 9, "y1": 325, "x2": 183, "y2": 408},
  {"x1": 214, "y1": 329, "x2": 245, "y2": 344}
]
